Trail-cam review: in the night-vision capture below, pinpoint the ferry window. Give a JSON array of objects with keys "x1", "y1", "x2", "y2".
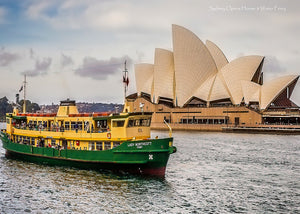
[
  {"x1": 71, "y1": 122, "x2": 76, "y2": 130},
  {"x1": 84, "y1": 121, "x2": 89, "y2": 130},
  {"x1": 112, "y1": 120, "x2": 125, "y2": 127},
  {"x1": 96, "y1": 120, "x2": 107, "y2": 128},
  {"x1": 51, "y1": 139, "x2": 56, "y2": 146},
  {"x1": 89, "y1": 142, "x2": 95, "y2": 151},
  {"x1": 128, "y1": 120, "x2": 134, "y2": 127},
  {"x1": 78, "y1": 122, "x2": 83, "y2": 130},
  {"x1": 104, "y1": 142, "x2": 111, "y2": 150},
  {"x1": 113, "y1": 142, "x2": 121, "y2": 148},
  {"x1": 96, "y1": 142, "x2": 102, "y2": 150},
  {"x1": 142, "y1": 119, "x2": 151, "y2": 126},
  {"x1": 65, "y1": 121, "x2": 70, "y2": 130},
  {"x1": 25, "y1": 137, "x2": 29, "y2": 144}
]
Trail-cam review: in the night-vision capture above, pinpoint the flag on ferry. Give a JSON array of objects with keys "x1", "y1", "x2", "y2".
[
  {"x1": 19, "y1": 86, "x2": 23, "y2": 92},
  {"x1": 123, "y1": 60, "x2": 129, "y2": 86},
  {"x1": 123, "y1": 76, "x2": 129, "y2": 86}
]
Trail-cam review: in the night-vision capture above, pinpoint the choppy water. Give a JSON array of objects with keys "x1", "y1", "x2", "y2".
[{"x1": 0, "y1": 123, "x2": 299, "y2": 213}]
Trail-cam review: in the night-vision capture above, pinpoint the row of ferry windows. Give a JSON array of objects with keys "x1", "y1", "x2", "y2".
[
  {"x1": 104, "y1": 118, "x2": 151, "y2": 128},
  {"x1": 13, "y1": 120, "x2": 107, "y2": 130},
  {"x1": 12, "y1": 118, "x2": 150, "y2": 129},
  {"x1": 100, "y1": 118, "x2": 151, "y2": 128},
  {"x1": 12, "y1": 135, "x2": 121, "y2": 150},
  {"x1": 127, "y1": 119, "x2": 151, "y2": 127}
]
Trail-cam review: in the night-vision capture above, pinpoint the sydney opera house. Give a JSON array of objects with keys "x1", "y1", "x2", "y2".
[{"x1": 124, "y1": 25, "x2": 300, "y2": 132}]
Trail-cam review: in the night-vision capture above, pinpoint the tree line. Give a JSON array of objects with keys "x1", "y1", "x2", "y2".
[
  {"x1": 0, "y1": 96, "x2": 123, "y2": 121},
  {"x1": 0, "y1": 96, "x2": 40, "y2": 120}
]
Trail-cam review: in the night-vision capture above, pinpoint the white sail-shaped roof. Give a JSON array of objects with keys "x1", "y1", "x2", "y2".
[
  {"x1": 153, "y1": 48, "x2": 174, "y2": 103},
  {"x1": 209, "y1": 72, "x2": 231, "y2": 101},
  {"x1": 260, "y1": 75, "x2": 299, "y2": 110},
  {"x1": 133, "y1": 25, "x2": 299, "y2": 111},
  {"x1": 134, "y1": 63, "x2": 154, "y2": 96},
  {"x1": 206, "y1": 40, "x2": 228, "y2": 71},
  {"x1": 251, "y1": 89, "x2": 261, "y2": 104},
  {"x1": 193, "y1": 74, "x2": 215, "y2": 101},
  {"x1": 241, "y1": 80, "x2": 261, "y2": 104},
  {"x1": 220, "y1": 55, "x2": 264, "y2": 105},
  {"x1": 172, "y1": 24, "x2": 217, "y2": 106}
]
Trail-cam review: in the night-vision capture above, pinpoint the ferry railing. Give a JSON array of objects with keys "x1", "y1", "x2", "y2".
[{"x1": 12, "y1": 125, "x2": 109, "y2": 134}]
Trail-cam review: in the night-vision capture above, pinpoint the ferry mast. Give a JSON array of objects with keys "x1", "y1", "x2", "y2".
[
  {"x1": 22, "y1": 75, "x2": 27, "y2": 113},
  {"x1": 122, "y1": 61, "x2": 129, "y2": 101}
]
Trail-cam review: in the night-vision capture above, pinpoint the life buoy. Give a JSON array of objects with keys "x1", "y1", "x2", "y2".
[
  {"x1": 107, "y1": 133, "x2": 111, "y2": 139},
  {"x1": 76, "y1": 141, "x2": 80, "y2": 146}
]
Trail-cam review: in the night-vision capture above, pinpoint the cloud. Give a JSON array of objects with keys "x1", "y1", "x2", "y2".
[
  {"x1": 61, "y1": 54, "x2": 73, "y2": 67},
  {"x1": 29, "y1": 48, "x2": 35, "y2": 59},
  {"x1": 0, "y1": 47, "x2": 20, "y2": 66},
  {"x1": 23, "y1": 57, "x2": 52, "y2": 76},
  {"x1": 136, "y1": 50, "x2": 145, "y2": 62},
  {"x1": 263, "y1": 55, "x2": 286, "y2": 74},
  {"x1": 23, "y1": 0, "x2": 175, "y2": 31},
  {"x1": 0, "y1": 7, "x2": 7, "y2": 24},
  {"x1": 75, "y1": 56, "x2": 132, "y2": 80}
]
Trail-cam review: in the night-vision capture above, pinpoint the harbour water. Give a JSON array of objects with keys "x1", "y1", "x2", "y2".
[{"x1": 0, "y1": 123, "x2": 299, "y2": 213}]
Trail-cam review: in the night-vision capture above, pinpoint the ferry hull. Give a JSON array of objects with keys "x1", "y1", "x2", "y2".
[{"x1": 1, "y1": 134, "x2": 176, "y2": 177}]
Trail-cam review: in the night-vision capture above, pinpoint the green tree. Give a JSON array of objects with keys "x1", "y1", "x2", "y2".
[
  {"x1": 19, "y1": 100, "x2": 40, "y2": 112},
  {"x1": 0, "y1": 96, "x2": 12, "y2": 120}
]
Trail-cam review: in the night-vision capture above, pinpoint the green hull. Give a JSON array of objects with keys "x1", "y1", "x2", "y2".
[{"x1": 1, "y1": 133, "x2": 176, "y2": 177}]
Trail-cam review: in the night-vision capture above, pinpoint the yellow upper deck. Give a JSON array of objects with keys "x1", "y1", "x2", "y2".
[{"x1": 5, "y1": 100, "x2": 152, "y2": 142}]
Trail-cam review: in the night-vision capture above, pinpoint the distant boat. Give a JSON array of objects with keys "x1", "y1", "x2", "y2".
[{"x1": 0, "y1": 99, "x2": 176, "y2": 177}]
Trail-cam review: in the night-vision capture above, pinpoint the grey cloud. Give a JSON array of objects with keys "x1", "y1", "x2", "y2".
[
  {"x1": 136, "y1": 50, "x2": 145, "y2": 62},
  {"x1": 263, "y1": 55, "x2": 286, "y2": 74},
  {"x1": 75, "y1": 56, "x2": 132, "y2": 80},
  {"x1": 23, "y1": 57, "x2": 52, "y2": 76},
  {"x1": 29, "y1": 48, "x2": 34, "y2": 59},
  {"x1": 0, "y1": 7, "x2": 7, "y2": 24},
  {"x1": 61, "y1": 54, "x2": 74, "y2": 67},
  {"x1": 0, "y1": 47, "x2": 20, "y2": 66}
]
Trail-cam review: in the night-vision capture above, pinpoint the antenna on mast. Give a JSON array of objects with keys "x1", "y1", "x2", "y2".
[
  {"x1": 122, "y1": 60, "x2": 129, "y2": 101},
  {"x1": 23, "y1": 75, "x2": 27, "y2": 113}
]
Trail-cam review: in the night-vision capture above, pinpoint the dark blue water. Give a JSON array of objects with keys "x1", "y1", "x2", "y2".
[{"x1": 0, "y1": 126, "x2": 299, "y2": 213}]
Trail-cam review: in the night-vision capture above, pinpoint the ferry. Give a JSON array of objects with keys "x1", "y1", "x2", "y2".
[{"x1": 0, "y1": 76, "x2": 176, "y2": 177}]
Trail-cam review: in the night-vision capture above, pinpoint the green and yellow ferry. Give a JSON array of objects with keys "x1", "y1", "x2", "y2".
[{"x1": 0, "y1": 99, "x2": 176, "y2": 177}]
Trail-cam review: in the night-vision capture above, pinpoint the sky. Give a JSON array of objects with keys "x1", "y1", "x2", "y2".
[{"x1": 0, "y1": 0, "x2": 299, "y2": 105}]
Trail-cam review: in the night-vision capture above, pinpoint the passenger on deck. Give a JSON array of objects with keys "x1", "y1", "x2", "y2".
[{"x1": 75, "y1": 123, "x2": 78, "y2": 133}]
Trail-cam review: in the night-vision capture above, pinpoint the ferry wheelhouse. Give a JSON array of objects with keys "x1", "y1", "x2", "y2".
[{"x1": 1, "y1": 99, "x2": 176, "y2": 177}]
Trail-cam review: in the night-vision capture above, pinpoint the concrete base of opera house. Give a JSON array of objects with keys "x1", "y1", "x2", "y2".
[
  {"x1": 125, "y1": 97, "x2": 300, "y2": 134},
  {"x1": 151, "y1": 123, "x2": 300, "y2": 134}
]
